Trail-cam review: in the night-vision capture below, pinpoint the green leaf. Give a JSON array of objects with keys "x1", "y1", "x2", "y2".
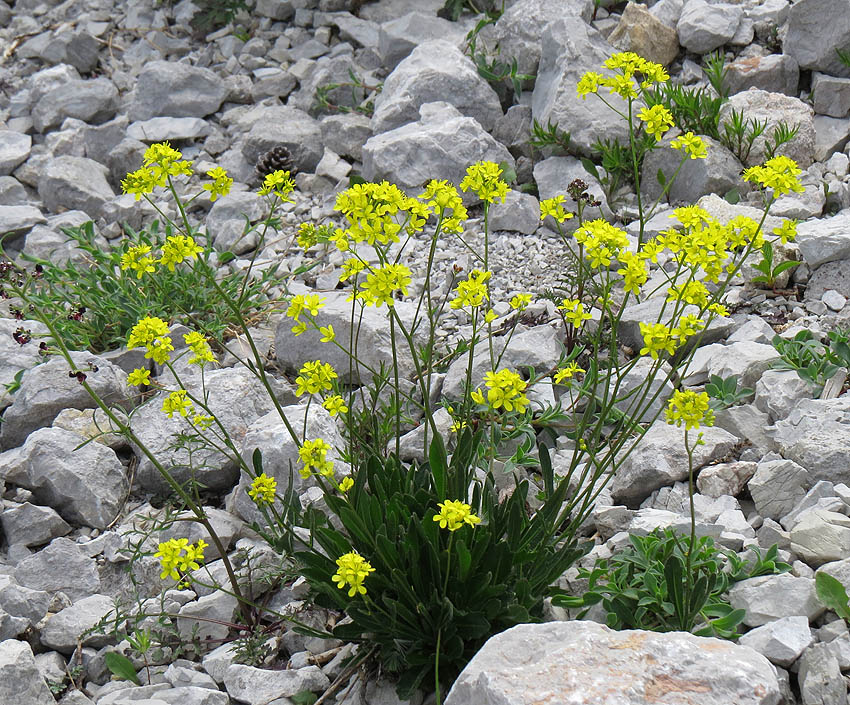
[
  {"x1": 456, "y1": 539, "x2": 472, "y2": 582},
  {"x1": 291, "y1": 691, "x2": 319, "y2": 705},
  {"x1": 580, "y1": 157, "x2": 601, "y2": 182},
  {"x1": 772, "y1": 260, "x2": 800, "y2": 276},
  {"x1": 104, "y1": 652, "x2": 141, "y2": 685},
  {"x1": 816, "y1": 572, "x2": 850, "y2": 622},
  {"x1": 656, "y1": 169, "x2": 667, "y2": 187},
  {"x1": 429, "y1": 432, "x2": 448, "y2": 502}
]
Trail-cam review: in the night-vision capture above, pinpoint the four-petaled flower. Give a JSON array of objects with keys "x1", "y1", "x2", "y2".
[
  {"x1": 248, "y1": 473, "x2": 277, "y2": 505},
  {"x1": 433, "y1": 500, "x2": 481, "y2": 532},
  {"x1": 332, "y1": 551, "x2": 375, "y2": 597}
]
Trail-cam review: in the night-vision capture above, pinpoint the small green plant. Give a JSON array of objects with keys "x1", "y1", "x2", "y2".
[
  {"x1": 530, "y1": 118, "x2": 572, "y2": 154},
  {"x1": 232, "y1": 626, "x2": 274, "y2": 666},
  {"x1": 719, "y1": 109, "x2": 800, "y2": 164},
  {"x1": 771, "y1": 330, "x2": 839, "y2": 393},
  {"x1": 189, "y1": 0, "x2": 249, "y2": 35},
  {"x1": 816, "y1": 571, "x2": 850, "y2": 622},
  {"x1": 313, "y1": 69, "x2": 381, "y2": 117},
  {"x1": 750, "y1": 239, "x2": 800, "y2": 291},
  {"x1": 583, "y1": 133, "x2": 656, "y2": 206},
  {"x1": 763, "y1": 122, "x2": 800, "y2": 160},
  {"x1": 105, "y1": 651, "x2": 142, "y2": 686},
  {"x1": 643, "y1": 83, "x2": 724, "y2": 138},
  {"x1": 464, "y1": 15, "x2": 534, "y2": 104},
  {"x1": 13, "y1": 220, "x2": 282, "y2": 354},
  {"x1": 704, "y1": 374, "x2": 754, "y2": 409},
  {"x1": 555, "y1": 529, "x2": 788, "y2": 639},
  {"x1": 703, "y1": 50, "x2": 729, "y2": 100},
  {"x1": 837, "y1": 47, "x2": 850, "y2": 70}
]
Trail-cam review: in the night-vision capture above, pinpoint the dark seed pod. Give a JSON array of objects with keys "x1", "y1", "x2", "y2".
[{"x1": 255, "y1": 146, "x2": 295, "y2": 184}]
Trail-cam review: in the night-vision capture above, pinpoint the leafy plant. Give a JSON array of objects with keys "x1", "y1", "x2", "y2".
[
  {"x1": 643, "y1": 83, "x2": 724, "y2": 139},
  {"x1": 14, "y1": 220, "x2": 282, "y2": 354},
  {"x1": 703, "y1": 50, "x2": 729, "y2": 99},
  {"x1": 583, "y1": 132, "x2": 655, "y2": 206},
  {"x1": 837, "y1": 47, "x2": 850, "y2": 70},
  {"x1": 295, "y1": 433, "x2": 587, "y2": 699},
  {"x1": 771, "y1": 330, "x2": 839, "y2": 393},
  {"x1": 749, "y1": 240, "x2": 800, "y2": 291},
  {"x1": 189, "y1": 0, "x2": 249, "y2": 36},
  {"x1": 530, "y1": 118, "x2": 572, "y2": 154},
  {"x1": 816, "y1": 571, "x2": 850, "y2": 622},
  {"x1": 464, "y1": 15, "x2": 534, "y2": 104},
  {"x1": 704, "y1": 374, "x2": 754, "y2": 410},
  {"x1": 314, "y1": 69, "x2": 382, "y2": 117},
  {"x1": 554, "y1": 529, "x2": 786, "y2": 639},
  {"x1": 104, "y1": 652, "x2": 142, "y2": 685}
]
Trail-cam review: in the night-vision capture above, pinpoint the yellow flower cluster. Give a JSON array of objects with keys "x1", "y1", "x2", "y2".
[
  {"x1": 638, "y1": 104, "x2": 674, "y2": 141},
  {"x1": 286, "y1": 294, "x2": 325, "y2": 335},
  {"x1": 298, "y1": 438, "x2": 334, "y2": 479},
  {"x1": 558, "y1": 298, "x2": 593, "y2": 328},
  {"x1": 459, "y1": 161, "x2": 510, "y2": 204},
  {"x1": 184, "y1": 331, "x2": 215, "y2": 366},
  {"x1": 743, "y1": 155, "x2": 805, "y2": 197},
  {"x1": 258, "y1": 170, "x2": 295, "y2": 200},
  {"x1": 471, "y1": 369, "x2": 530, "y2": 413},
  {"x1": 665, "y1": 389, "x2": 714, "y2": 430},
  {"x1": 332, "y1": 551, "x2": 375, "y2": 597},
  {"x1": 248, "y1": 472, "x2": 277, "y2": 505},
  {"x1": 357, "y1": 263, "x2": 412, "y2": 308},
  {"x1": 553, "y1": 362, "x2": 585, "y2": 384},
  {"x1": 577, "y1": 52, "x2": 669, "y2": 100},
  {"x1": 450, "y1": 270, "x2": 492, "y2": 310},
  {"x1": 127, "y1": 316, "x2": 173, "y2": 365},
  {"x1": 574, "y1": 219, "x2": 630, "y2": 269},
  {"x1": 510, "y1": 293, "x2": 532, "y2": 311},
  {"x1": 162, "y1": 389, "x2": 192, "y2": 418},
  {"x1": 334, "y1": 181, "x2": 424, "y2": 247},
  {"x1": 295, "y1": 360, "x2": 337, "y2": 396},
  {"x1": 539, "y1": 195, "x2": 574, "y2": 223},
  {"x1": 120, "y1": 235, "x2": 203, "y2": 279},
  {"x1": 671, "y1": 132, "x2": 707, "y2": 160},
  {"x1": 433, "y1": 500, "x2": 481, "y2": 532},
  {"x1": 322, "y1": 395, "x2": 348, "y2": 416},
  {"x1": 202, "y1": 166, "x2": 233, "y2": 202},
  {"x1": 154, "y1": 537, "x2": 208, "y2": 581},
  {"x1": 420, "y1": 180, "x2": 468, "y2": 234}
]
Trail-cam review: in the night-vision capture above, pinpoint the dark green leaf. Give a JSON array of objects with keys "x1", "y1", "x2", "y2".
[{"x1": 104, "y1": 653, "x2": 141, "y2": 685}]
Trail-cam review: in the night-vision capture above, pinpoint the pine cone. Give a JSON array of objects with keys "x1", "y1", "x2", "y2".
[{"x1": 255, "y1": 145, "x2": 295, "y2": 184}]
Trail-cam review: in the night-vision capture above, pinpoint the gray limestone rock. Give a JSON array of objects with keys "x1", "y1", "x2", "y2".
[
  {"x1": 224, "y1": 663, "x2": 330, "y2": 704},
  {"x1": 19, "y1": 29, "x2": 99, "y2": 73},
  {"x1": 0, "y1": 639, "x2": 57, "y2": 705},
  {"x1": 783, "y1": 0, "x2": 850, "y2": 77},
  {"x1": 814, "y1": 115, "x2": 850, "y2": 161},
  {"x1": 0, "y1": 205, "x2": 46, "y2": 237},
  {"x1": 488, "y1": 190, "x2": 541, "y2": 235},
  {"x1": 128, "y1": 61, "x2": 229, "y2": 121},
  {"x1": 37, "y1": 156, "x2": 116, "y2": 218},
  {"x1": 319, "y1": 113, "x2": 372, "y2": 162},
  {"x1": 239, "y1": 105, "x2": 323, "y2": 173},
  {"x1": 0, "y1": 351, "x2": 130, "y2": 452},
  {"x1": 754, "y1": 369, "x2": 811, "y2": 423},
  {"x1": 738, "y1": 615, "x2": 814, "y2": 667},
  {"x1": 377, "y1": 12, "x2": 468, "y2": 70},
  {"x1": 205, "y1": 189, "x2": 265, "y2": 255},
  {"x1": 609, "y1": 422, "x2": 738, "y2": 506},
  {"x1": 771, "y1": 397, "x2": 850, "y2": 485},
  {"x1": 0, "y1": 427, "x2": 128, "y2": 529},
  {"x1": 0, "y1": 131, "x2": 32, "y2": 175},
  {"x1": 362, "y1": 102, "x2": 514, "y2": 198},
  {"x1": 445, "y1": 621, "x2": 780, "y2": 705},
  {"x1": 126, "y1": 117, "x2": 212, "y2": 142},
  {"x1": 677, "y1": 0, "x2": 742, "y2": 54},
  {"x1": 532, "y1": 18, "x2": 629, "y2": 156},
  {"x1": 0, "y1": 582, "x2": 51, "y2": 626},
  {"x1": 14, "y1": 537, "x2": 100, "y2": 600},
  {"x1": 32, "y1": 78, "x2": 118, "y2": 133},
  {"x1": 641, "y1": 135, "x2": 743, "y2": 205},
  {"x1": 795, "y1": 211, "x2": 850, "y2": 269},
  {"x1": 812, "y1": 72, "x2": 850, "y2": 118},
  {"x1": 696, "y1": 461, "x2": 757, "y2": 498},
  {"x1": 748, "y1": 458, "x2": 813, "y2": 521},
  {"x1": 797, "y1": 642, "x2": 846, "y2": 705},
  {"x1": 372, "y1": 40, "x2": 503, "y2": 135},
  {"x1": 0, "y1": 501, "x2": 71, "y2": 547},
  {"x1": 491, "y1": 0, "x2": 594, "y2": 77},
  {"x1": 727, "y1": 573, "x2": 824, "y2": 627},
  {"x1": 791, "y1": 509, "x2": 850, "y2": 567},
  {"x1": 718, "y1": 90, "x2": 816, "y2": 168},
  {"x1": 40, "y1": 594, "x2": 116, "y2": 653}
]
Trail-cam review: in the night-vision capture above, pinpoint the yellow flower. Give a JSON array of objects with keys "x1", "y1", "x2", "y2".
[
  {"x1": 433, "y1": 500, "x2": 480, "y2": 532},
  {"x1": 639, "y1": 322, "x2": 677, "y2": 359},
  {"x1": 558, "y1": 298, "x2": 592, "y2": 328},
  {"x1": 322, "y1": 395, "x2": 348, "y2": 416},
  {"x1": 248, "y1": 473, "x2": 277, "y2": 505},
  {"x1": 340, "y1": 258, "x2": 366, "y2": 282},
  {"x1": 338, "y1": 476, "x2": 354, "y2": 493},
  {"x1": 192, "y1": 413, "x2": 214, "y2": 429},
  {"x1": 665, "y1": 389, "x2": 714, "y2": 430},
  {"x1": 708, "y1": 302, "x2": 729, "y2": 317},
  {"x1": 450, "y1": 270, "x2": 491, "y2": 310},
  {"x1": 617, "y1": 250, "x2": 649, "y2": 296},
  {"x1": 184, "y1": 331, "x2": 215, "y2": 365},
  {"x1": 146, "y1": 336, "x2": 174, "y2": 365},
  {"x1": 482, "y1": 369, "x2": 529, "y2": 413},
  {"x1": 540, "y1": 195, "x2": 574, "y2": 223},
  {"x1": 287, "y1": 294, "x2": 326, "y2": 322},
  {"x1": 153, "y1": 538, "x2": 207, "y2": 581},
  {"x1": 291, "y1": 321, "x2": 308, "y2": 336},
  {"x1": 121, "y1": 167, "x2": 158, "y2": 200},
  {"x1": 773, "y1": 219, "x2": 798, "y2": 244},
  {"x1": 298, "y1": 438, "x2": 333, "y2": 479},
  {"x1": 120, "y1": 245, "x2": 157, "y2": 279},
  {"x1": 671, "y1": 132, "x2": 707, "y2": 160},
  {"x1": 295, "y1": 360, "x2": 337, "y2": 396},
  {"x1": 553, "y1": 362, "x2": 585, "y2": 384},
  {"x1": 577, "y1": 71, "x2": 603, "y2": 98},
  {"x1": 743, "y1": 156, "x2": 804, "y2": 197},
  {"x1": 332, "y1": 551, "x2": 375, "y2": 597},
  {"x1": 162, "y1": 389, "x2": 192, "y2": 418},
  {"x1": 143, "y1": 142, "x2": 193, "y2": 185},
  {"x1": 484, "y1": 309, "x2": 497, "y2": 324},
  {"x1": 127, "y1": 368, "x2": 151, "y2": 387},
  {"x1": 160, "y1": 235, "x2": 203, "y2": 272},
  {"x1": 258, "y1": 169, "x2": 295, "y2": 200},
  {"x1": 510, "y1": 293, "x2": 532, "y2": 311},
  {"x1": 319, "y1": 325, "x2": 335, "y2": 343},
  {"x1": 128, "y1": 316, "x2": 170, "y2": 349},
  {"x1": 667, "y1": 281, "x2": 710, "y2": 308},
  {"x1": 358, "y1": 263, "x2": 411, "y2": 308},
  {"x1": 202, "y1": 166, "x2": 233, "y2": 202},
  {"x1": 638, "y1": 105, "x2": 674, "y2": 141},
  {"x1": 459, "y1": 161, "x2": 509, "y2": 204}
]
